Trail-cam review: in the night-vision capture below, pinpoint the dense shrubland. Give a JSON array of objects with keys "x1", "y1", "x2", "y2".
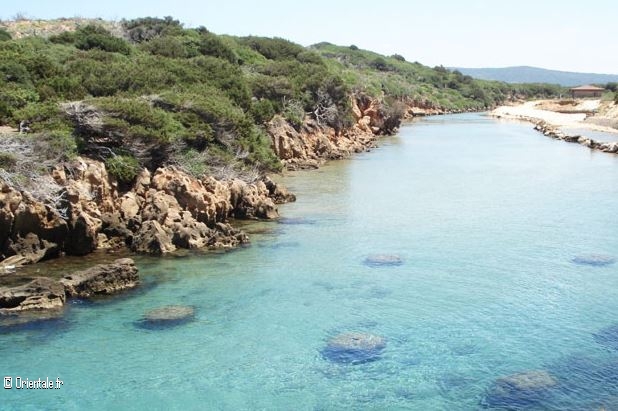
[{"x1": 0, "y1": 17, "x2": 568, "y2": 183}]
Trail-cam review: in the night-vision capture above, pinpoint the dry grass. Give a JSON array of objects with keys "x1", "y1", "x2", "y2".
[{"x1": 0, "y1": 18, "x2": 124, "y2": 39}]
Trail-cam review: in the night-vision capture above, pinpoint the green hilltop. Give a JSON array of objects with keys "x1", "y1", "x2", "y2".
[{"x1": 0, "y1": 17, "x2": 565, "y2": 182}]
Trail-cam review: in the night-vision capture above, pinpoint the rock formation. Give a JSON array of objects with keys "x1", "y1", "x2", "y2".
[
  {"x1": 0, "y1": 277, "x2": 66, "y2": 312},
  {"x1": 0, "y1": 158, "x2": 293, "y2": 264},
  {"x1": 0, "y1": 258, "x2": 139, "y2": 319},
  {"x1": 60, "y1": 258, "x2": 139, "y2": 298}
]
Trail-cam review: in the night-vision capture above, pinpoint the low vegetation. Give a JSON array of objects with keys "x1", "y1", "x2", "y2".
[{"x1": 0, "y1": 17, "x2": 572, "y2": 181}]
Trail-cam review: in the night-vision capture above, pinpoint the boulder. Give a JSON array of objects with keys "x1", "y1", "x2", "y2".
[
  {"x1": 137, "y1": 305, "x2": 195, "y2": 329},
  {"x1": 364, "y1": 254, "x2": 404, "y2": 267},
  {"x1": 228, "y1": 179, "x2": 279, "y2": 220},
  {"x1": 0, "y1": 277, "x2": 66, "y2": 312},
  {"x1": 482, "y1": 370, "x2": 557, "y2": 408},
  {"x1": 322, "y1": 332, "x2": 386, "y2": 364},
  {"x1": 60, "y1": 258, "x2": 139, "y2": 298},
  {"x1": 131, "y1": 220, "x2": 176, "y2": 255},
  {"x1": 263, "y1": 177, "x2": 296, "y2": 204},
  {"x1": 7, "y1": 233, "x2": 61, "y2": 265}
]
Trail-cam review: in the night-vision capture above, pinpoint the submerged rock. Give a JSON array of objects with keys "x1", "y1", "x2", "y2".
[
  {"x1": 278, "y1": 217, "x2": 317, "y2": 225},
  {"x1": 137, "y1": 305, "x2": 195, "y2": 329},
  {"x1": 481, "y1": 370, "x2": 558, "y2": 408},
  {"x1": 364, "y1": 254, "x2": 403, "y2": 267},
  {"x1": 571, "y1": 254, "x2": 616, "y2": 267},
  {"x1": 60, "y1": 258, "x2": 139, "y2": 298},
  {"x1": 322, "y1": 332, "x2": 386, "y2": 364},
  {"x1": 0, "y1": 277, "x2": 66, "y2": 313},
  {"x1": 593, "y1": 323, "x2": 618, "y2": 350}
]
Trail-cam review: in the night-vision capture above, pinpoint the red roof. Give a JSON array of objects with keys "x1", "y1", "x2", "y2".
[{"x1": 570, "y1": 85, "x2": 605, "y2": 91}]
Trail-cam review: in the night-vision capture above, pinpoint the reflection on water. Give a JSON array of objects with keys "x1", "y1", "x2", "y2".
[{"x1": 1, "y1": 114, "x2": 618, "y2": 410}]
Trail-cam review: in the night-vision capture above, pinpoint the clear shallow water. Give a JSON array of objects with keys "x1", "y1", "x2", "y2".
[{"x1": 2, "y1": 114, "x2": 618, "y2": 410}]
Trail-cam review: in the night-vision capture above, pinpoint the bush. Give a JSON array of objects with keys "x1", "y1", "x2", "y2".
[
  {"x1": 106, "y1": 155, "x2": 141, "y2": 183},
  {"x1": 250, "y1": 99, "x2": 276, "y2": 124},
  {"x1": 122, "y1": 16, "x2": 183, "y2": 43},
  {"x1": 0, "y1": 28, "x2": 12, "y2": 42},
  {"x1": 93, "y1": 97, "x2": 184, "y2": 143},
  {"x1": 74, "y1": 25, "x2": 131, "y2": 55},
  {"x1": 391, "y1": 54, "x2": 405, "y2": 62}
]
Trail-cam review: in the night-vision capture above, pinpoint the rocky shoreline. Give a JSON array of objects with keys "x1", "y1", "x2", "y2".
[
  {"x1": 491, "y1": 100, "x2": 618, "y2": 154},
  {"x1": 533, "y1": 121, "x2": 618, "y2": 153},
  {"x1": 0, "y1": 95, "x2": 395, "y2": 271}
]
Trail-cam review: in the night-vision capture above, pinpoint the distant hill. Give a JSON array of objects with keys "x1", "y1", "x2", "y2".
[{"x1": 451, "y1": 66, "x2": 618, "y2": 87}]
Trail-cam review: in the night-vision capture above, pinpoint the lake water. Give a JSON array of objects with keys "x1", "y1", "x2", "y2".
[{"x1": 2, "y1": 114, "x2": 618, "y2": 410}]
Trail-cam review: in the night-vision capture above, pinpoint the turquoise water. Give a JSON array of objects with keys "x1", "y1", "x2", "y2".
[{"x1": 2, "y1": 113, "x2": 618, "y2": 410}]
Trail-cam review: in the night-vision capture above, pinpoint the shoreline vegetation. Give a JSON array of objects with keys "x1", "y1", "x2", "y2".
[
  {"x1": 0, "y1": 16, "x2": 611, "y2": 316},
  {"x1": 491, "y1": 100, "x2": 618, "y2": 153}
]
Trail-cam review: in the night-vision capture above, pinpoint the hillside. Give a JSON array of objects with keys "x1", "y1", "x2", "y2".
[
  {"x1": 452, "y1": 66, "x2": 618, "y2": 87},
  {"x1": 0, "y1": 17, "x2": 573, "y2": 264}
]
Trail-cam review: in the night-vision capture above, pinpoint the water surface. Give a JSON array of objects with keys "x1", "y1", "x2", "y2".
[{"x1": 2, "y1": 114, "x2": 618, "y2": 410}]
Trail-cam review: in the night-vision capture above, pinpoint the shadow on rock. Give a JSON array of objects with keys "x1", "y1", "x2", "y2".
[
  {"x1": 134, "y1": 305, "x2": 196, "y2": 330},
  {"x1": 321, "y1": 332, "x2": 386, "y2": 365}
]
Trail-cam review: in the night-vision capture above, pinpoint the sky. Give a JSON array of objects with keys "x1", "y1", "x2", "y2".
[{"x1": 2, "y1": 0, "x2": 617, "y2": 74}]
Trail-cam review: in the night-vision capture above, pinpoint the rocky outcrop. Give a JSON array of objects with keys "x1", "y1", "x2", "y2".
[
  {"x1": 268, "y1": 95, "x2": 389, "y2": 170},
  {"x1": 60, "y1": 258, "x2": 139, "y2": 298},
  {"x1": 534, "y1": 121, "x2": 618, "y2": 154},
  {"x1": 0, "y1": 157, "x2": 294, "y2": 264},
  {"x1": 0, "y1": 184, "x2": 67, "y2": 264},
  {"x1": 0, "y1": 259, "x2": 139, "y2": 318},
  {"x1": 0, "y1": 277, "x2": 66, "y2": 312}
]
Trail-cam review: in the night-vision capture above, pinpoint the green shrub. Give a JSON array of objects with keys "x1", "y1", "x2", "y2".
[
  {"x1": 93, "y1": 97, "x2": 183, "y2": 143},
  {"x1": 12, "y1": 101, "x2": 72, "y2": 132},
  {"x1": 106, "y1": 155, "x2": 141, "y2": 183},
  {"x1": 74, "y1": 25, "x2": 131, "y2": 55},
  {"x1": 250, "y1": 99, "x2": 276, "y2": 124},
  {"x1": 0, "y1": 28, "x2": 12, "y2": 42},
  {"x1": 198, "y1": 33, "x2": 238, "y2": 63}
]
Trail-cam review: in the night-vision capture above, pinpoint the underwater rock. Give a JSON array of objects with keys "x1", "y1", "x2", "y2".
[
  {"x1": 571, "y1": 254, "x2": 616, "y2": 267},
  {"x1": 278, "y1": 217, "x2": 316, "y2": 225},
  {"x1": 138, "y1": 305, "x2": 195, "y2": 329},
  {"x1": 322, "y1": 332, "x2": 386, "y2": 364},
  {"x1": 481, "y1": 370, "x2": 557, "y2": 409},
  {"x1": 363, "y1": 254, "x2": 403, "y2": 267},
  {"x1": 593, "y1": 323, "x2": 618, "y2": 350}
]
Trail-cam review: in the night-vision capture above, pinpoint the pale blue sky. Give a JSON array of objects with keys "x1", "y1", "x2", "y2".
[{"x1": 2, "y1": 0, "x2": 617, "y2": 73}]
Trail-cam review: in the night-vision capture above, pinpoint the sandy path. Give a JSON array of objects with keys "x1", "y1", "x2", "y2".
[{"x1": 491, "y1": 100, "x2": 618, "y2": 134}]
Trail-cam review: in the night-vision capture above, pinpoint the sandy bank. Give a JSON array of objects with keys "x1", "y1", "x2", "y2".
[{"x1": 490, "y1": 100, "x2": 618, "y2": 154}]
